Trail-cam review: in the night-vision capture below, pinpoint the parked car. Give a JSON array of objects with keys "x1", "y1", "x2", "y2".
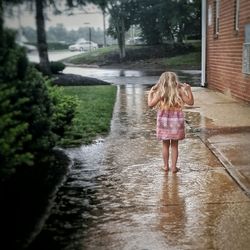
[
  {"x1": 126, "y1": 36, "x2": 145, "y2": 45},
  {"x1": 68, "y1": 41, "x2": 98, "y2": 51}
]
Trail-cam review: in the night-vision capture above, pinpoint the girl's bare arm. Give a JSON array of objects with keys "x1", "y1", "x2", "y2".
[
  {"x1": 148, "y1": 87, "x2": 161, "y2": 108},
  {"x1": 180, "y1": 83, "x2": 194, "y2": 105}
]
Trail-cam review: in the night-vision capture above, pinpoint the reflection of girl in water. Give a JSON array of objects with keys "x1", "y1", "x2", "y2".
[
  {"x1": 158, "y1": 175, "x2": 186, "y2": 244},
  {"x1": 148, "y1": 72, "x2": 194, "y2": 173}
]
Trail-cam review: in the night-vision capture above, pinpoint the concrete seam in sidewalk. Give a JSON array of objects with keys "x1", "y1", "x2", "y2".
[{"x1": 198, "y1": 135, "x2": 250, "y2": 198}]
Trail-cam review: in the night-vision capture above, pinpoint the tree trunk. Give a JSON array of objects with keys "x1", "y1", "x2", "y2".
[
  {"x1": 0, "y1": 0, "x2": 3, "y2": 47},
  {"x1": 102, "y1": 10, "x2": 106, "y2": 47},
  {"x1": 116, "y1": 17, "x2": 126, "y2": 60},
  {"x1": 177, "y1": 23, "x2": 184, "y2": 43},
  {"x1": 35, "y1": 0, "x2": 51, "y2": 75},
  {"x1": 177, "y1": 33, "x2": 183, "y2": 43}
]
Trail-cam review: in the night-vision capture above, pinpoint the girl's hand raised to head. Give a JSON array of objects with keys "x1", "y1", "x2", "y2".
[
  {"x1": 183, "y1": 83, "x2": 191, "y2": 91},
  {"x1": 151, "y1": 84, "x2": 158, "y2": 91},
  {"x1": 180, "y1": 83, "x2": 194, "y2": 106}
]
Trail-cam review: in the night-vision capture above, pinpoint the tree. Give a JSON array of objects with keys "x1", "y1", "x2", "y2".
[
  {"x1": 92, "y1": 0, "x2": 107, "y2": 47},
  {"x1": 106, "y1": 0, "x2": 138, "y2": 59},
  {"x1": 0, "y1": 0, "x2": 78, "y2": 180},
  {"x1": 3, "y1": 0, "x2": 93, "y2": 75},
  {"x1": 135, "y1": 0, "x2": 166, "y2": 44},
  {"x1": 35, "y1": 0, "x2": 51, "y2": 75},
  {"x1": 3, "y1": 0, "x2": 52, "y2": 75},
  {"x1": 132, "y1": 0, "x2": 201, "y2": 44}
]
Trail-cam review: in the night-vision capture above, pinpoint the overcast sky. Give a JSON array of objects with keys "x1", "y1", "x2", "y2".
[{"x1": 4, "y1": 3, "x2": 106, "y2": 31}]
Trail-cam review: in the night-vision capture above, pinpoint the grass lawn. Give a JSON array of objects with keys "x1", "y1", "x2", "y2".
[
  {"x1": 60, "y1": 85, "x2": 117, "y2": 146},
  {"x1": 63, "y1": 43, "x2": 201, "y2": 69},
  {"x1": 62, "y1": 46, "x2": 119, "y2": 65},
  {"x1": 161, "y1": 51, "x2": 201, "y2": 69}
]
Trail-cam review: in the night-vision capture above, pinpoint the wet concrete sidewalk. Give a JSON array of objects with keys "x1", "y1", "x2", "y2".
[
  {"x1": 187, "y1": 87, "x2": 250, "y2": 196},
  {"x1": 28, "y1": 85, "x2": 250, "y2": 250}
]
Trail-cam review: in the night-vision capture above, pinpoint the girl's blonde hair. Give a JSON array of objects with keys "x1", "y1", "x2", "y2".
[{"x1": 155, "y1": 71, "x2": 183, "y2": 109}]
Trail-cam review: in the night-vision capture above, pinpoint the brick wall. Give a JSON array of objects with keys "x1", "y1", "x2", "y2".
[{"x1": 206, "y1": 0, "x2": 250, "y2": 102}]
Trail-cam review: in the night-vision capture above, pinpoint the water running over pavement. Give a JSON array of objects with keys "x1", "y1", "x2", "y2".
[{"x1": 28, "y1": 84, "x2": 250, "y2": 250}]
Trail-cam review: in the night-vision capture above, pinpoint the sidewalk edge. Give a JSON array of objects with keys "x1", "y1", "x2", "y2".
[{"x1": 199, "y1": 136, "x2": 250, "y2": 197}]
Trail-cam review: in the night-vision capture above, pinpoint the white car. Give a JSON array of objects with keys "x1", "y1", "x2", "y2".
[
  {"x1": 126, "y1": 36, "x2": 145, "y2": 45},
  {"x1": 68, "y1": 41, "x2": 98, "y2": 51}
]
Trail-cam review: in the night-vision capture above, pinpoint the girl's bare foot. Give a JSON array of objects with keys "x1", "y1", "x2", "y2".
[
  {"x1": 162, "y1": 166, "x2": 169, "y2": 172},
  {"x1": 172, "y1": 167, "x2": 180, "y2": 173}
]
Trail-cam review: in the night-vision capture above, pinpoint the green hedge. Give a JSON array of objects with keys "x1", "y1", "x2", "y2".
[
  {"x1": 66, "y1": 43, "x2": 196, "y2": 65},
  {"x1": 0, "y1": 29, "x2": 77, "y2": 180},
  {"x1": 26, "y1": 42, "x2": 70, "y2": 50},
  {"x1": 33, "y1": 61, "x2": 66, "y2": 74}
]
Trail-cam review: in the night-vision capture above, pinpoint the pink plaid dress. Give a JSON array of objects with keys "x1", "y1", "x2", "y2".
[{"x1": 156, "y1": 109, "x2": 185, "y2": 140}]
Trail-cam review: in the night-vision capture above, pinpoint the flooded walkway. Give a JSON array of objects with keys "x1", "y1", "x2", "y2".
[{"x1": 28, "y1": 85, "x2": 250, "y2": 250}]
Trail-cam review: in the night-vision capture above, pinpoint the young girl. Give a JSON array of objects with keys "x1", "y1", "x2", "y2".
[{"x1": 148, "y1": 71, "x2": 194, "y2": 173}]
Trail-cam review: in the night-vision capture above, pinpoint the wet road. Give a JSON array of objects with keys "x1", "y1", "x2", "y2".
[
  {"x1": 63, "y1": 66, "x2": 201, "y2": 86},
  {"x1": 28, "y1": 84, "x2": 250, "y2": 250},
  {"x1": 27, "y1": 50, "x2": 201, "y2": 86},
  {"x1": 27, "y1": 50, "x2": 83, "y2": 63}
]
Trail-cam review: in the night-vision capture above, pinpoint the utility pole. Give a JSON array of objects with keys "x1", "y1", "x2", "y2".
[
  {"x1": 17, "y1": 4, "x2": 22, "y2": 43},
  {"x1": 103, "y1": 10, "x2": 106, "y2": 47},
  {"x1": 89, "y1": 27, "x2": 91, "y2": 50},
  {"x1": 84, "y1": 22, "x2": 91, "y2": 51}
]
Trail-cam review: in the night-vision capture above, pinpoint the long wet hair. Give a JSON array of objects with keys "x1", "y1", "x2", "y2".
[{"x1": 155, "y1": 71, "x2": 183, "y2": 109}]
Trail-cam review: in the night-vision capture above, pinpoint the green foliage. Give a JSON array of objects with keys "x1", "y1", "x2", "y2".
[
  {"x1": 32, "y1": 61, "x2": 66, "y2": 74},
  {"x1": 161, "y1": 51, "x2": 201, "y2": 68},
  {"x1": 0, "y1": 29, "x2": 29, "y2": 81},
  {"x1": 60, "y1": 85, "x2": 117, "y2": 146},
  {"x1": 65, "y1": 43, "x2": 195, "y2": 65},
  {"x1": 0, "y1": 83, "x2": 33, "y2": 176},
  {"x1": 0, "y1": 28, "x2": 77, "y2": 180},
  {"x1": 107, "y1": 0, "x2": 138, "y2": 39},
  {"x1": 50, "y1": 61, "x2": 66, "y2": 74},
  {"x1": 48, "y1": 84, "x2": 78, "y2": 137},
  {"x1": 105, "y1": 0, "x2": 201, "y2": 45},
  {"x1": 19, "y1": 68, "x2": 56, "y2": 153},
  {"x1": 47, "y1": 42, "x2": 69, "y2": 50}
]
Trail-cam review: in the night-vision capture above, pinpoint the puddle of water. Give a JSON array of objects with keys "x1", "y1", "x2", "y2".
[
  {"x1": 63, "y1": 66, "x2": 201, "y2": 86},
  {"x1": 27, "y1": 85, "x2": 250, "y2": 250},
  {"x1": 184, "y1": 110, "x2": 215, "y2": 130},
  {"x1": 27, "y1": 49, "x2": 201, "y2": 86}
]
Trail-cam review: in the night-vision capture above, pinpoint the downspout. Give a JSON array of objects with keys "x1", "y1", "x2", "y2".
[{"x1": 201, "y1": 0, "x2": 207, "y2": 87}]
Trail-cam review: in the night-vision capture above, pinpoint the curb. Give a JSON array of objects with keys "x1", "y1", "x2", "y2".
[{"x1": 198, "y1": 136, "x2": 250, "y2": 197}]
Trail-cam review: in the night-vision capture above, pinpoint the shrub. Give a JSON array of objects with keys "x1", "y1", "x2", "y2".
[
  {"x1": 32, "y1": 61, "x2": 65, "y2": 74},
  {"x1": 0, "y1": 83, "x2": 33, "y2": 176},
  {"x1": 50, "y1": 61, "x2": 65, "y2": 74},
  {"x1": 0, "y1": 28, "x2": 77, "y2": 181},
  {"x1": 48, "y1": 84, "x2": 78, "y2": 137}
]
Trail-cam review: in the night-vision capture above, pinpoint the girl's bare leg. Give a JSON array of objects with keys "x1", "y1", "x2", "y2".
[
  {"x1": 162, "y1": 140, "x2": 170, "y2": 171},
  {"x1": 171, "y1": 140, "x2": 179, "y2": 173}
]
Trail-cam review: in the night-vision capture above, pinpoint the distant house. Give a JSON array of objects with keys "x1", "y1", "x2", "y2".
[{"x1": 201, "y1": 0, "x2": 250, "y2": 102}]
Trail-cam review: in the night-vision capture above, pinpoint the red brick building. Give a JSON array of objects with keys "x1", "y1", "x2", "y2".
[{"x1": 202, "y1": 0, "x2": 250, "y2": 102}]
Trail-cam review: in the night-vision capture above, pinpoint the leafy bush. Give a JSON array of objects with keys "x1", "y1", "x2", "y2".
[
  {"x1": 0, "y1": 83, "x2": 33, "y2": 176},
  {"x1": 0, "y1": 28, "x2": 77, "y2": 180},
  {"x1": 120, "y1": 43, "x2": 195, "y2": 61},
  {"x1": 48, "y1": 84, "x2": 78, "y2": 137},
  {"x1": 66, "y1": 43, "x2": 196, "y2": 65},
  {"x1": 48, "y1": 42, "x2": 69, "y2": 50},
  {"x1": 33, "y1": 61, "x2": 65, "y2": 74},
  {"x1": 50, "y1": 61, "x2": 65, "y2": 74}
]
